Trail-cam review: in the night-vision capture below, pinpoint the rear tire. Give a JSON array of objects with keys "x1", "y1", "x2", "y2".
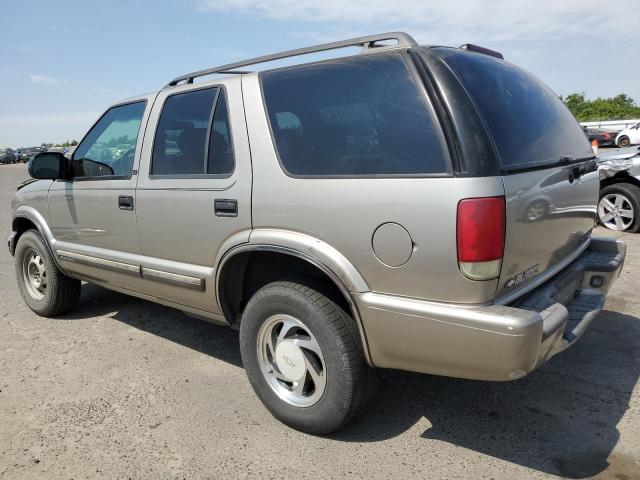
[
  {"x1": 525, "y1": 200, "x2": 548, "y2": 222},
  {"x1": 15, "y1": 230, "x2": 81, "y2": 316},
  {"x1": 240, "y1": 280, "x2": 378, "y2": 434},
  {"x1": 598, "y1": 183, "x2": 640, "y2": 232},
  {"x1": 618, "y1": 136, "x2": 631, "y2": 148}
]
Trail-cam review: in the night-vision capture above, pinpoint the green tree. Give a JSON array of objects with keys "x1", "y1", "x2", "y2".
[{"x1": 562, "y1": 93, "x2": 640, "y2": 122}]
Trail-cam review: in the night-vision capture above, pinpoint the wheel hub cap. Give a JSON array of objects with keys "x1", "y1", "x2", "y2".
[
  {"x1": 256, "y1": 314, "x2": 327, "y2": 407},
  {"x1": 22, "y1": 248, "x2": 47, "y2": 300},
  {"x1": 275, "y1": 342, "x2": 306, "y2": 381}
]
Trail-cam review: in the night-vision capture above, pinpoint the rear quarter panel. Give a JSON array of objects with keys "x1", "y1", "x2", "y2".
[{"x1": 242, "y1": 74, "x2": 504, "y2": 303}]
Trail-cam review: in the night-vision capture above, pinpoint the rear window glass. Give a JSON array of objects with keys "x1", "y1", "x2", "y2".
[
  {"x1": 152, "y1": 87, "x2": 234, "y2": 176},
  {"x1": 437, "y1": 48, "x2": 593, "y2": 168},
  {"x1": 261, "y1": 53, "x2": 449, "y2": 176}
]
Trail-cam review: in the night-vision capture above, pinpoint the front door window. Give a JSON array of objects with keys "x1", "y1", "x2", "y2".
[{"x1": 72, "y1": 101, "x2": 146, "y2": 179}]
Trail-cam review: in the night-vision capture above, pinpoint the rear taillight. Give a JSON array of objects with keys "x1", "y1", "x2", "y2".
[{"x1": 457, "y1": 196, "x2": 505, "y2": 280}]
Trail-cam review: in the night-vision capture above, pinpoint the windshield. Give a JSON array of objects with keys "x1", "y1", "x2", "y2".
[{"x1": 436, "y1": 48, "x2": 593, "y2": 168}]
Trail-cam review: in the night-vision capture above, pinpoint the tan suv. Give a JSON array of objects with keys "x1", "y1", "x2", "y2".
[{"x1": 10, "y1": 33, "x2": 625, "y2": 433}]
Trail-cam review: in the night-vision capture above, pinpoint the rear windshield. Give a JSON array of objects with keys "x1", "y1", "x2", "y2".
[{"x1": 436, "y1": 48, "x2": 593, "y2": 168}]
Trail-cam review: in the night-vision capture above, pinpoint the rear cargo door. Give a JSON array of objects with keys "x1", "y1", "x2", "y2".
[
  {"x1": 435, "y1": 46, "x2": 599, "y2": 298},
  {"x1": 499, "y1": 164, "x2": 597, "y2": 298}
]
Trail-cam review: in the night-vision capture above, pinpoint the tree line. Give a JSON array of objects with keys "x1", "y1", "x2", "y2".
[
  {"x1": 562, "y1": 93, "x2": 640, "y2": 122},
  {"x1": 40, "y1": 140, "x2": 78, "y2": 148}
]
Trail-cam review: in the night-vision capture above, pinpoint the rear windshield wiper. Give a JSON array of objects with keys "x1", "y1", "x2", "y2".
[
  {"x1": 501, "y1": 154, "x2": 596, "y2": 174},
  {"x1": 557, "y1": 155, "x2": 596, "y2": 165}
]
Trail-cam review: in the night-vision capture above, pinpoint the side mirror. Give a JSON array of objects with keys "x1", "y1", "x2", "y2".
[{"x1": 27, "y1": 152, "x2": 68, "y2": 180}]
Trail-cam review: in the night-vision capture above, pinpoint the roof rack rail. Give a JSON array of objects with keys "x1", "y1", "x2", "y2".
[
  {"x1": 459, "y1": 43, "x2": 504, "y2": 60},
  {"x1": 165, "y1": 31, "x2": 417, "y2": 88}
]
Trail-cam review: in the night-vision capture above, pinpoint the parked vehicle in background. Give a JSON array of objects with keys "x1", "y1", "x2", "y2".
[
  {"x1": 582, "y1": 127, "x2": 617, "y2": 147},
  {"x1": 64, "y1": 145, "x2": 77, "y2": 158},
  {"x1": 597, "y1": 146, "x2": 640, "y2": 231},
  {"x1": 616, "y1": 121, "x2": 640, "y2": 147},
  {"x1": 9, "y1": 32, "x2": 626, "y2": 434},
  {"x1": 0, "y1": 148, "x2": 18, "y2": 164},
  {"x1": 46, "y1": 147, "x2": 66, "y2": 154},
  {"x1": 17, "y1": 147, "x2": 45, "y2": 163}
]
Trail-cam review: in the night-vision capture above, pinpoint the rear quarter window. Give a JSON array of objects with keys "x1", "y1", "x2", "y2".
[
  {"x1": 437, "y1": 48, "x2": 593, "y2": 168},
  {"x1": 261, "y1": 53, "x2": 450, "y2": 176}
]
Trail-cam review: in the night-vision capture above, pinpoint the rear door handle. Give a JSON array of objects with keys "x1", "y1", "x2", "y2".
[
  {"x1": 214, "y1": 198, "x2": 238, "y2": 217},
  {"x1": 118, "y1": 195, "x2": 134, "y2": 211}
]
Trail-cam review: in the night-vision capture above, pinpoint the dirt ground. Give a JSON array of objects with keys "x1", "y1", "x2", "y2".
[{"x1": 0, "y1": 163, "x2": 638, "y2": 479}]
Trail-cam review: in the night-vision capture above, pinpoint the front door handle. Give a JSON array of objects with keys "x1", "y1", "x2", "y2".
[
  {"x1": 118, "y1": 195, "x2": 134, "y2": 211},
  {"x1": 214, "y1": 198, "x2": 238, "y2": 217}
]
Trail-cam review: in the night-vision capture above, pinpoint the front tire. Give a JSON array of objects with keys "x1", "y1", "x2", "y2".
[
  {"x1": 15, "y1": 230, "x2": 81, "y2": 316},
  {"x1": 598, "y1": 183, "x2": 640, "y2": 232},
  {"x1": 240, "y1": 280, "x2": 377, "y2": 434}
]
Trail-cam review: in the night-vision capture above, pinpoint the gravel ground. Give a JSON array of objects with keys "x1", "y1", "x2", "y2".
[{"x1": 0, "y1": 163, "x2": 638, "y2": 479}]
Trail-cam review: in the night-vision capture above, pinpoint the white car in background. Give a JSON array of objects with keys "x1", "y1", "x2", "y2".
[{"x1": 616, "y1": 121, "x2": 640, "y2": 147}]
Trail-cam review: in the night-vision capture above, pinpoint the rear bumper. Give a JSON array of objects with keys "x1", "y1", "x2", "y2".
[{"x1": 355, "y1": 237, "x2": 625, "y2": 381}]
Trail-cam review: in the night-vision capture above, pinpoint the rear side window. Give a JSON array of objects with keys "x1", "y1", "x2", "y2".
[
  {"x1": 437, "y1": 48, "x2": 593, "y2": 168},
  {"x1": 261, "y1": 53, "x2": 449, "y2": 176},
  {"x1": 207, "y1": 91, "x2": 235, "y2": 175},
  {"x1": 152, "y1": 87, "x2": 234, "y2": 176}
]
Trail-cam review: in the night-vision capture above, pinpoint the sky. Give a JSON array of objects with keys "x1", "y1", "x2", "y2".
[{"x1": 1, "y1": 0, "x2": 639, "y2": 147}]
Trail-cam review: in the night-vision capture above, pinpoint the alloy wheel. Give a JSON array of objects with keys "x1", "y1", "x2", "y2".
[
  {"x1": 598, "y1": 193, "x2": 634, "y2": 231},
  {"x1": 256, "y1": 314, "x2": 327, "y2": 407}
]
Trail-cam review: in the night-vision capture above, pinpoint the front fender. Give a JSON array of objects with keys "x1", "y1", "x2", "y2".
[
  {"x1": 14, "y1": 205, "x2": 56, "y2": 244},
  {"x1": 13, "y1": 205, "x2": 65, "y2": 271}
]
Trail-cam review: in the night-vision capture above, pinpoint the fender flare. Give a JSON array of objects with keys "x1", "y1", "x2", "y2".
[
  {"x1": 247, "y1": 229, "x2": 369, "y2": 292},
  {"x1": 12, "y1": 206, "x2": 65, "y2": 271},
  {"x1": 215, "y1": 229, "x2": 372, "y2": 364}
]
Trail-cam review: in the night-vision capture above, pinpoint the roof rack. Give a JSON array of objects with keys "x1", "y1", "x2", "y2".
[{"x1": 165, "y1": 32, "x2": 417, "y2": 88}]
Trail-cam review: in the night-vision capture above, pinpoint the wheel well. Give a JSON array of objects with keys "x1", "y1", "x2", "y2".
[
  {"x1": 12, "y1": 217, "x2": 38, "y2": 243},
  {"x1": 600, "y1": 173, "x2": 640, "y2": 190},
  {"x1": 10, "y1": 218, "x2": 63, "y2": 270},
  {"x1": 217, "y1": 250, "x2": 352, "y2": 328}
]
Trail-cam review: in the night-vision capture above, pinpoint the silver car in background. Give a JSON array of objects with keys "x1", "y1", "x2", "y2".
[
  {"x1": 9, "y1": 33, "x2": 625, "y2": 433},
  {"x1": 598, "y1": 146, "x2": 640, "y2": 231}
]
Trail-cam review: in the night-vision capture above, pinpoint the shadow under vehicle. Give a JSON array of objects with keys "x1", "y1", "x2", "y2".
[{"x1": 61, "y1": 283, "x2": 640, "y2": 479}]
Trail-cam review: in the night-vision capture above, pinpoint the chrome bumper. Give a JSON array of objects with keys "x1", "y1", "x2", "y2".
[{"x1": 355, "y1": 237, "x2": 626, "y2": 381}]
